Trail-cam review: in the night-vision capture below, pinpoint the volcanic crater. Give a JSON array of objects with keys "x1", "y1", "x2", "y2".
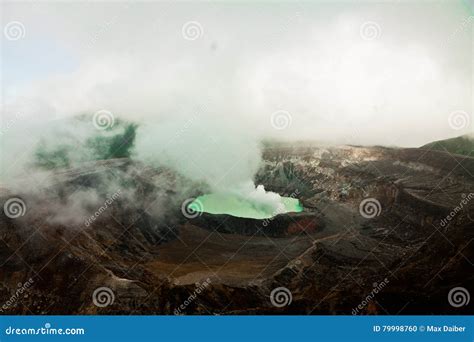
[{"x1": 1, "y1": 143, "x2": 473, "y2": 315}]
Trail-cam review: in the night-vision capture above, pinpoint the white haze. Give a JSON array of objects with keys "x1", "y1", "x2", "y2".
[{"x1": 1, "y1": 1, "x2": 473, "y2": 213}]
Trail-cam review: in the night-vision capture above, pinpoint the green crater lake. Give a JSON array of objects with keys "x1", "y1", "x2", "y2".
[{"x1": 189, "y1": 193, "x2": 303, "y2": 219}]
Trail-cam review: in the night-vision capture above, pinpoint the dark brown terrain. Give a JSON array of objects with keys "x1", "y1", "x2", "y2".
[{"x1": 1, "y1": 144, "x2": 473, "y2": 314}]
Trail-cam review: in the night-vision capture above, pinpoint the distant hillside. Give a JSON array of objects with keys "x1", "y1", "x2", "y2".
[{"x1": 422, "y1": 135, "x2": 474, "y2": 157}]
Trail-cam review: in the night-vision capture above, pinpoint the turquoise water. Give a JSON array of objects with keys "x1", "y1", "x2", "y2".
[{"x1": 189, "y1": 193, "x2": 303, "y2": 219}]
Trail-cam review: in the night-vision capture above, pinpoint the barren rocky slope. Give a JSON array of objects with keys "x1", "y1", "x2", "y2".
[{"x1": 1, "y1": 144, "x2": 473, "y2": 314}]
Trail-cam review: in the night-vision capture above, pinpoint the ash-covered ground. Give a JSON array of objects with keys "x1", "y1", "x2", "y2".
[{"x1": 0, "y1": 143, "x2": 473, "y2": 315}]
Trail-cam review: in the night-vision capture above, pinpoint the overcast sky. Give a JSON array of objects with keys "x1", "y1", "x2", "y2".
[{"x1": 1, "y1": 0, "x2": 473, "y2": 148}]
